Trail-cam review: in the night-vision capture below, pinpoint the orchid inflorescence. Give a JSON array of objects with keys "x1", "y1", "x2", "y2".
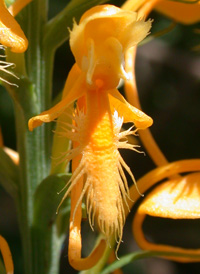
[{"x1": 0, "y1": 0, "x2": 200, "y2": 273}]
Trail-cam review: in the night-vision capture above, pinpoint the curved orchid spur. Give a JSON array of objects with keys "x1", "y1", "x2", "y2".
[
  {"x1": 0, "y1": 235, "x2": 14, "y2": 274},
  {"x1": 29, "y1": 4, "x2": 153, "y2": 268}
]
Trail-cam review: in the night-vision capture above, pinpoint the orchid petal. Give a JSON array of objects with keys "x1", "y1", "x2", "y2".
[
  {"x1": 28, "y1": 69, "x2": 85, "y2": 131},
  {"x1": 138, "y1": 172, "x2": 200, "y2": 218},
  {"x1": 108, "y1": 88, "x2": 153, "y2": 129},
  {"x1": 119, "y1": 18, "x2": 152, "y2": 51}
]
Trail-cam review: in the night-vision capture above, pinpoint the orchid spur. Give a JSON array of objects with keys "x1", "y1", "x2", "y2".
[
  {"x1": 28, "y1": 4, "x2": 153, "y2": 270},
  {"x1": 0, "y1": 235, "x2": 14, "y2": 274}
]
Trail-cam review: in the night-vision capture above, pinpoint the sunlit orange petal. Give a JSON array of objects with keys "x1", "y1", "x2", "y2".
[
  {"x1": 138, "y1": 172, "x2": 200, "y2": 218},
  {"x1": 108, "y1": 88, "x2": 153, "y2": 129},
  {"x1": 28, "y1": 72, "x2": 86, "y2": 131}
]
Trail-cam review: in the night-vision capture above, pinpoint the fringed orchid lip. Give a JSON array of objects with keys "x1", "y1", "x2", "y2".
[
  {"x1": 0, "y1": 0, "x2": 29, "y2": 53},
  {"x1": 133, "y1": 172, "x2": 200, "y2": 262}
]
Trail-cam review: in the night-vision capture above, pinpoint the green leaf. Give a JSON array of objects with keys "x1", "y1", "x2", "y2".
[
  {"x1": 100, "y1": 251, "x2": 151, "y2": 274},
  {"x1": 0, "y1": 148, "x2": 19, "y2": 199},
  {"x1": 31, "y1": 174, "x2": 71, "y2": 274},
  {"x1": 101, "y1": 250, "x2": 200, "y2": 273},
  {"x1": 33, "y1": 173, "x2": 71, "y2": 229}
]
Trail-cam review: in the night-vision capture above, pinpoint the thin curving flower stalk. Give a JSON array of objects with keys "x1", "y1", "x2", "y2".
[{"x1": 0, "y1": 235, "x2": 14, "y2": 274}]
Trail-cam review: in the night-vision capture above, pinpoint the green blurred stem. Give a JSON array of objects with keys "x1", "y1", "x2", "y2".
[{"x1": 12, "y1": 0, "x2": 56, "y2": 273}]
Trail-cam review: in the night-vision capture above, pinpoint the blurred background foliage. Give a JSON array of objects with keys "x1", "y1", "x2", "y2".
[{"x1": 0, "y1": 0, "x2": 200, "y2": 273}]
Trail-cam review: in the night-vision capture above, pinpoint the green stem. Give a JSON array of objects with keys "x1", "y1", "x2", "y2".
[
  {"x1": 15, "y1": 105, "x2": 38, "y2": 274},
  {"x1": 12, "y1": 0, "x2": 53, "y2": 273}
]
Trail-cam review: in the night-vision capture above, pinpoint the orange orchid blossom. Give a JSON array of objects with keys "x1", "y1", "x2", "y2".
[{"x1": 28, "y1": 4, "x2": 153, "y2": 269}]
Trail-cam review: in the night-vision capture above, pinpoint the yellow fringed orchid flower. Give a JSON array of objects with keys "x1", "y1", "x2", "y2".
[
  {"x1": 133, "y1": 172, "x2": 200, "y2": 262},
  {"x1": 0, "y1": 0, "x2": 31, "y2": 53},
  {"x1": 29, "y1": 4, "x2": 153, "y2": 265}
]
